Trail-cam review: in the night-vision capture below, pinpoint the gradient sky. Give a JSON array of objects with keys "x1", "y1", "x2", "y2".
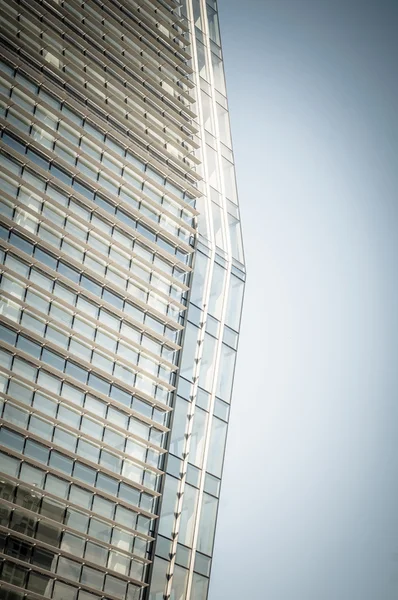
[{"x1": 209, "y1": 1, "x2": 398, "y2": 599}]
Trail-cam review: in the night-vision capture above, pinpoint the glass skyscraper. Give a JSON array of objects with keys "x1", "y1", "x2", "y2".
[{"x1": 0, "y1": 1, "x2": 245, "y2": 599}]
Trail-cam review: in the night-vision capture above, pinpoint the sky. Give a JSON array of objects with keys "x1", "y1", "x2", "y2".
[{"x1": 209, "y1": 1, "x2": 398, "y2": 599}]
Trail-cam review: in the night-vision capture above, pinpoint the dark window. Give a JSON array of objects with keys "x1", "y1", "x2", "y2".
[
  {"x1": 10, "y1": 510, "x2": 37, "y2": 537},
  {"x1": 27, "y1": 148, "x2": 49, "y2": 170},
  {"x1": 5, "y1": 537, "x2": 32, "y2": 561},
  {"x1": 58, "y1": 261, "x2": 80, "y2": 283},
  {"x1": 41, "y1": 348, "x2": 65, "y2": 371},
  {"x1": 65, "y1": 361, "x2": 87, "y2": 383},
  {"x1": 0, "y1": 480, "x2": 15, "y2": 502},
  {"x1": 88, "y1": 373, "x2": 110, "y2": 395},
  {"x1": 0, "y1": 324, "x2": 17, "y2": 346},
  {"x1": 15, "y1": 487, "x2": 41, "y2": 512},
  {"x1": 51, "y1": 163, "x2": 72, "y2": 185},
  {"x1": 73, "y1": 463, "x2": 96, "y2": 486},
  {"x1": 1, "y1": 560, "x2": 28, "y2": 587},
  {"x1": 36, "y1": 520, "x2": 61, "y2": 546},
  {"x1": 2, "y1": 132, "x2": 26, "y2": 154},
  {"x1": 80, "y1": 274, "x2": 101, "y2": 296},
  {"x1": 35, "y1": 247, "x2": 58, "y2": 269},
  {"x1": 24, "y1": 439, "x2": 49, "y2": 464},
  {"x1": 17, "y1": 335, "x2": 41, "y2": 359},
  {"x1": 0, "y1": 428, "x2": 24, "y2": 452},
  {"x1": 27, "y1": 571, "x2": 51, "y2": 595},
  {"x1": 31, "y1": 546, "x2": 55, "y2": 570},
  {"x1": 96, "y1": 472, "x2": 118, "y2": 496},
  {"x1": 9, "y1": 232, "x2": 33, "y2": 255}
]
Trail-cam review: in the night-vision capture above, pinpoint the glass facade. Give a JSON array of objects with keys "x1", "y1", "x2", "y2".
[{"x1": 0, "y1": 1, "x2": 245, "y2": 599}]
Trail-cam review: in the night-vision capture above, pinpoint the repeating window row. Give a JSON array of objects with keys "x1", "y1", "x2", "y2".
[
  {"x1": 0, "y1": 246, "x2": 178, "y2": 367},
  {"x1": 0, "y1": 427, "x2": 157, "y2": 513},
  {"x1": 0, "y1": 346, "x2": 166, "y2": 443},
  {"x1": 0, "y1": 271, "x2": 175, "y2": 385},
  {"x1": 0, "y1": 225, "x2": 181, "y2": 347},
  {"x1": 0, "y1": 298, "x2": 171, "y2": 407},
  {"x1": 0, "y1": 121, "x2": 192, "y2": 268},
  {"x1": 55, "y1": 0, "x2": 192, "y2": 102},
  {"x1": 0, "y1": 448, "x2": 154, "y2": 537},
  {"x1": 0, "y1": 472, "x2": 150, "y2": 557},
  {"x1": 1, "y1": 398, "x2": 160, "y2": 490},
  {"x1": 0, "y1": 155, "x2": 188, "y2": 304},
  {"x1": 0, "y1": 368, "x2": 164, "y2": 461},
  {"x1": 0, "y1": 191, "x2": 184, "y2": 324},
  {"x1": 0, "y1": 557, "x2": 141, "y2": 600},
  {"x1": 62, "y1": 0, "x2": 192, "y2": 92},
  {"x1": 0, "y1": 510, "x2": 147, "y2": 583},
  {"x1": 0, "y1": 82, "x2": 195, "y2": 240},
  {"x1": 0, "y1": 148, "x2": 189, "y2": 292},
  {"x1": 0, "y1": 288, "x2": 174, "y2": 398},
  {"x1": 0, "y1": 49, "x2": 193, "y2": 196},
  {"x1": 1, "y1": 2, "x2": 193, "y2": 165},
  {"x1": 61, "y1": 0, "x2": 191, "y2": 94},
  {"x1": 0, "y1": 549, "x2": 140, "y2": 600}
]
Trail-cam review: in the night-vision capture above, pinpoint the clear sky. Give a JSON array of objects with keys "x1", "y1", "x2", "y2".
[{"x1": 209, "y1": 1, "x2": 398, "y2": 599}]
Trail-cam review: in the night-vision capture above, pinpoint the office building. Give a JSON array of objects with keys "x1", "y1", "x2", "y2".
[{"x1": 0, "y1": 1, "x2": 245, "y2": 599}]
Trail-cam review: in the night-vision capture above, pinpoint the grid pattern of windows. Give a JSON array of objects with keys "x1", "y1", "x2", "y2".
[
  {"x1": 0, "y1": 1, "x2": 245, "y2": 599},
  {"x1": 0, "y1": 1, "x2": 198, "y2": 599}
]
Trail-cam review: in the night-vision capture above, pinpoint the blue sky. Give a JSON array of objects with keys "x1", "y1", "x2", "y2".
[{"x1": 209, "y1": 1, "x2": 398, "y2": 599}]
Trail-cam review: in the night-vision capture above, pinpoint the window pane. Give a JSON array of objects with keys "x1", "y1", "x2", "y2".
[
  {"x1": 198, "y1": 334, "x2": 216, "y2": 392},
  {"x1": 178, "y1": 484, "x2": 198, "y2": 547},
  {"x1": 206, "y1": 418, "x2": 227, "y2": 478},
  {"x1": 170, "y1": 564, "x2": 188, "y2": 600},
  {"x1": 207, "y1": 263, "x2": 225, "y2": 320},
  {"x1": 191, "y1": 572, "x2": 209, "y2": 600},
  {"x1": 169, "y1": 397, "x2": 189, "y2": 459},
  {"x1": 190, "y1": 407, "x2": 207, "y2": 468},
  {"x1": 157, "y1": 474, "x2": 179, "y2": 540},
  {"x1": 148, "y1": 557, "x2": 168, "y2": 600},
  {"x1": 179, "y1": 322, "x2": 198, "y2": 382},
  {"x1": 225, "y1": 274, "x2": 244, "y2": 332},
  {"x1": 216, "y1": 344, "x2": 236, "y2": 403}
]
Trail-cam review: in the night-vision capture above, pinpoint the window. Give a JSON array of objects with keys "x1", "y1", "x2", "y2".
[
  {"x1": 104, "y1": 574, "x2": 127, "y2": 598},
  {"x1": 27, "y1": 571, "x2": 51, "y2": 595},
  {"x1": 206, "y1": 417, "x2": 227, "y2": 478},
  {"x1": 198, "y1": 334, "x2": 217, "y2": 392},
  {"x1": 157, "y1": 474, "x2": 179, "y2": 540},
  {"x1": 36, "y1": 520, "x2": 61, "y2": 546},
  {"x1": 1, "y1": 561, "x2": 28, "y2": 587},
  {"x1": 53, "y1": 580, "x2": 77, "y2": 600},
  {"x1": 179, "y1": 322, "x2": 198, "y2": 382},
  {"x1": 81, "y1": 565, "x2": 104, "y2": 590},
  {"x1": 197, "y1": 493, "x2": 218, "y2": 556},
  {"x1": 190, "y1": 407, "x2": 207, "y2": 468},
  {"x1": 57, "y1": 556, "x2": 81, "y2": 581},
  {"x1": 191, "y1": 572, "x2": 209, "y2": 599},
  {"x1": 148, "y1": 557, "x2": 168, "y2": 600},
  {"x1": 88, "y1": 519, "x2": 111, "y2": 544},
  {"x1": 178, "y1": 484, "x2": 198, "y2": 547}
]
